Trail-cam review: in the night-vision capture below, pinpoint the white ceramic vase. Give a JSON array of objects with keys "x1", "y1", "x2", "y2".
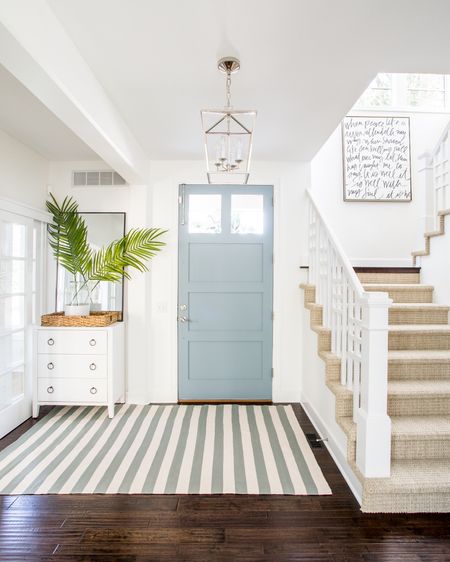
[{"x1": 64, "y1": 303, "x2": 90, "y2": 316}]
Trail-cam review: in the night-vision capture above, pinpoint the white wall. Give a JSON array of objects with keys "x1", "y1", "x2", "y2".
[
  {"x1": 311, "y1": 112, "x2": 450, "y2": 265},
  {"x1": 420, "y1": 215, "x2": 450, "y2": 305},
  {"x1": 48, "y1": 159, "x2": 310, "y2": 403},
  {"x1": 0, "y1": 128, "x2": 48, "y2": 209},
  {"x1": 48, "y1": 160, "x2": 151, "y2": 404}
]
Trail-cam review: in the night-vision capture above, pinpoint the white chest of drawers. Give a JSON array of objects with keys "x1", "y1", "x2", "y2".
[{"x1": 33, "y1": 323, "x2": 125, "y2": 418}]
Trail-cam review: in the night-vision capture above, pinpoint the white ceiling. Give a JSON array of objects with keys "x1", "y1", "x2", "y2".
[
  {"x1": 4, "y1": 1, "x2": 450, "y2": 163},
  {"x1": 0, "y1": 63, "x2": 98, "y2": 160},
  {"x1": 44, "y1": 0, "x2": 450, "y2": 162}
]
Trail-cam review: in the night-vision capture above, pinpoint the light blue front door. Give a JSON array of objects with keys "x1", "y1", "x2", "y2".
[{"x1": 178, "y1": 184, "x2": 273, "y2": 401}]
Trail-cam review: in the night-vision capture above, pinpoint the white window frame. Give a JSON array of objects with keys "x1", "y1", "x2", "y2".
[{"x1": 354, "y1": 73, "x2": 450, "y2": 113}]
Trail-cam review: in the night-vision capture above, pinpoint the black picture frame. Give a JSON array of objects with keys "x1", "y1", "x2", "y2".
[{"x1": 55, "y1": 211, "x2": 126, "y2": 320}]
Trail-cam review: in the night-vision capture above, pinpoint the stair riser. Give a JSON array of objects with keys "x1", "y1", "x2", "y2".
[
  {"x1": 389, "y1": 333, "x2": 450, "y2": 351},
  {"x1": 362, "y1": 492, "x2": 450, "y2": 513},
  {"x1": 365, "y1": 287, "x2": 433, "y2": 303},
  {"x1": 389, "y1": 362, "x2": 450, "y2": 380},
  {"x1": 347, "y1": 440, "x2": 356, "y2": 463},
  {"x1": 392, "y1": 439, "x2": 450, "y2": 460},
  {"x1": 324, "y1": 360, "x2": 340, "y2": 382},
  {"x1": 389, "y1": 309, "x2": 449, "y2": 325},
  {"x1": 317, "y1": 331, "x2": 331, "y2": 352},
  {"x1": 302, "y1": 286, "x2": 315, "y2": 306},
  {"x1": 357, "y1": 272, "x2": 420, "y2": 284},
  {"x1": 346, "y1": 438, "x2": 450, "y2": 462},
  {"x1": 308, "y1": 307, "x2": 322, "y2": 326},
  {"x1": 388, "y1": 397, "x2": 450, "y2": 416},
  {"x1": 334, "y1": 395, "x2": 353, "y2": 417},
  {"x1": 336, "y1": 395, "x2": 450, "y2": 417}
]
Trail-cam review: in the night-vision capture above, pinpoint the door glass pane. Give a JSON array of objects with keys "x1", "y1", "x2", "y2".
[
  {"x1": 0, "y1": 366, "x2": 24, "y2": 409},
  {"x1": 0, "y1": 372, "x2": 9, "y2": 409},
  {"x1": 11, "y1": 366, "x2": 24, "y2": 402},
  {"x1": 0, "y1": 332, "x2": 24, "y2": 372},
  {"x1": 0, "y1": 295, "x2": 25, "y2": 331},
  {"x1": 0, "y1": 259, "x2": 25, "y2": 293},
  {"x1": 231, "y1": 194, "x2": 264, "y2": 234},
  {"x1": 0, "y1": 221, "x2": 26, "y2": 258},
  {"x1": 188, "y1": 194, "x2": 221, "y2": 233}
]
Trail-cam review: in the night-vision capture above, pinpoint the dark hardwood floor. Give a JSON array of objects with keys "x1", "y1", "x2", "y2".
[{"x1": 0, "y1": 405, "x2": 449, "y2": 561}]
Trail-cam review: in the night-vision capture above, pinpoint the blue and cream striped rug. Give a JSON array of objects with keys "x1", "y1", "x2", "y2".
[{"x1": 0, "y1": 404, "x2": 331, "y2": 495}]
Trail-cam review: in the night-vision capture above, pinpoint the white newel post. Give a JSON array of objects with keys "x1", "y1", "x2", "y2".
[
  {"x1": 356, "y1": 291, "x2": 392, "y2": 478},
  {"x1": 417, "y1": 151, "x2": 434, "y2": 239}
]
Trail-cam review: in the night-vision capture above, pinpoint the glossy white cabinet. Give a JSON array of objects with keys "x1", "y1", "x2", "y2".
[{"x1": 33, "y1": 323, "x2": 125, "y2": 418}]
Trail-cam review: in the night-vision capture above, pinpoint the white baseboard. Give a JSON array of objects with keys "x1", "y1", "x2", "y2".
[
  {"x1": 300, "y1": 398, "x2": 363, "y2": 505},
  {"x1": 125, "y1": 394, "x2": 150, "y2": 405},
  {"x1": 273, "y1": 387, "x2": 302, "y2": 404},
  {"x1": 351, "y1": 258, "x2": 414, "y2": 268}
]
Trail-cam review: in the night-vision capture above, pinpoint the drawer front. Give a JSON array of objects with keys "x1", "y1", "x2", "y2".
[
  {"x1": 37, "y1": 378, "x2": 107, "y2": 403},
  {"x1": 37, "y1": 355, "x2": 107, "y2": 379},
  {"x1": 38, "y1": 330, "x2": 107, "y2": 355}
]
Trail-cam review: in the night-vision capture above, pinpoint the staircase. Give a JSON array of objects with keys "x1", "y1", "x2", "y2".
[{"x1": 302, "y1": 268, "x2": 450, "y2": 512}]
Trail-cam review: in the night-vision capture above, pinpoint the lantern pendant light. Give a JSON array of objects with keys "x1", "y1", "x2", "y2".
[{"x1": 201, "y1": 57, "x2": 257, "y2": 184}]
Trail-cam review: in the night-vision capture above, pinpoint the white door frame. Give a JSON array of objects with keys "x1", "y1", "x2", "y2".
[
  {"x1": 0, "y1": 199, "x2": 49, "y2": 437},
  {"x1": 0, "y1": 209, "x2": 33, "y2": 438},
  {"x1": 148, "y1": 175, "x2": 291, "y2": 403}
]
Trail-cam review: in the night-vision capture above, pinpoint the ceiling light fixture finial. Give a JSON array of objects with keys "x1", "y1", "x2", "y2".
[{"x1": 201, "y1": 57, "x2": 256, "y2": 184}]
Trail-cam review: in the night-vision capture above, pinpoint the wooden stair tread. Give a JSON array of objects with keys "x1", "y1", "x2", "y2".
[
  {"x1": 388, "y1": 379, "x2": 450, "y2": 396},
  {"x1": 388, "y1": 350, "x2": 450, "y2": 362},
  {"x1": 330, "y1": 379, "x2": 450, "y2": 397},
  {"x1": 389, "y1": 303, "x2": 449, "y2": 310},
  {"x1": 363, "y1": 283, "x2": 434, "y2": 290},
  {"x1": 388, "y1": 324, "x2": 450, "y2": 333}
]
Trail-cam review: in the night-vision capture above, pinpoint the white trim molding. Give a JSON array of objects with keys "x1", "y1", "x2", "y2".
[
  {"x1": 301, "y1": 398, "x2": 363, "y2": 504},
  {"x1": 0, "y1": 197, "x2": 51, "y2": 223}
]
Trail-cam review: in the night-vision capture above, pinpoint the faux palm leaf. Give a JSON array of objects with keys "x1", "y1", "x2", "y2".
[
  {"x1": 46, "y1": 194, "x2": 92, "y2": 278},
  {"x1": 88, "y1": 228, "x2": 167, "y2": 281},
  {"x1": 46, "y1": 194, "x2": 167, "y2": 292}
]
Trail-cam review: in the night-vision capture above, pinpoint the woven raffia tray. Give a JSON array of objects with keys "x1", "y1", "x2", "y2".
[{"x1": 41, "y1": 311, "x2": 121, "y2": 327}]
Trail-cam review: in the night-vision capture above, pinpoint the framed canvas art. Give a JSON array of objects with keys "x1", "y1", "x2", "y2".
[{"x1": 342, "y1": 116, "x2": 412, "y2": 202}]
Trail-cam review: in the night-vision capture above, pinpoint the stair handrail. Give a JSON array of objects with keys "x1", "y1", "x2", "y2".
[
  {"x1": 307, "y1": 189, "x2": 365, "y2": 298},
  {"x1": 306, "y1": 188, "x2": 392, "y2": 478}
]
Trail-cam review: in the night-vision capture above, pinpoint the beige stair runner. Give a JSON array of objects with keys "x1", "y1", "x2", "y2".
[
  {"x1": 301, "y1": 270, "x2": 450, "y2": 513},
  {"x1": 412, "y1": 208, "x2": 450, "y2": 265}
]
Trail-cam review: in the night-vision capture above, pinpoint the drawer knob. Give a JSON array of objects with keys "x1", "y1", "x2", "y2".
[
  {"x1": 47, "y1": 362, "x2": 54, "y2": 370},
  {"x1": 47, "y1": 338, "x2": 55, "y2": 346},
  {"x1": 89, "y1": 363, "x2": 97, "y2": 371},
  {"x1": 89, "y1": 339, "x2": 97, "y2": 347},
  {"x1": 90, "y1": 387, "x2": 98, "y2": 395},
  {"x1": 47, "y1": 386, "x2": 54, "y2": 394}
]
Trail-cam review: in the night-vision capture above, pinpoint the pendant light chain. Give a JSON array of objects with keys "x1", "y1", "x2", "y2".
[{"x1": 226, "y1": 70, "x2": 232, "y2": 109}]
